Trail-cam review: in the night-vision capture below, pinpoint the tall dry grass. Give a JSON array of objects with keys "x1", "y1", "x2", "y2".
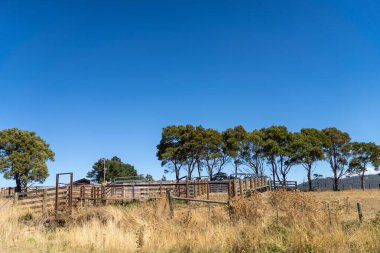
[{"x1": 0, "y1": 190, "x2": 379, "y2": 253}]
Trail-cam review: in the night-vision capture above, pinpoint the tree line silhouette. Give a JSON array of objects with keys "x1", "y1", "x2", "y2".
[{"x1": 157, "y1": 125, "x2": 380, "y2": 191}]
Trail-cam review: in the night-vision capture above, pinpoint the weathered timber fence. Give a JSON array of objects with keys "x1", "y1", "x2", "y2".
[
  {"x1": 11, "y1": 173, "x2": 271, "y2": 216},
  {"x1": 71, "y1": 177, "x2": 271, "y2": 207},
  {"x1": 271, "y1": 181, "x2": 298, "y2": 190},
  {"x1": 166, "y1": 190, "x2": 233, "y2": 219},
  {"x1": 13, "y1": 186, "x2": 68, "y2": 214}
]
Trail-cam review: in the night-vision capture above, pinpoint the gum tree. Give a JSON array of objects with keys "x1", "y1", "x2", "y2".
[
  {"x1": 293, "y1": 128, "x2": 325, "y2": 191},
  {"x1": 348, "y1": 142, "x2": 380, "y2": 190},
  {"x1": 321, "y1": 127, "x2": 351, "y2": 191},
  {"x1": 261, "y1": 126, "x2": 296, "y2": 186},
  {"x1": 0, "y1": 128, "x2": 55, "y2": 192}
]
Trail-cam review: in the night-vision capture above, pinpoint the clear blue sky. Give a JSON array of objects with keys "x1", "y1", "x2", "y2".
[{"x1": 1, "y1": 1, "x2": 379, "y2": 186}]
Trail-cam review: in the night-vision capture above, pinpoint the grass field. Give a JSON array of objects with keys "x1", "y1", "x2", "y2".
[{"x1": 0, "y1": 189, "x2": 379, "y2": 253}]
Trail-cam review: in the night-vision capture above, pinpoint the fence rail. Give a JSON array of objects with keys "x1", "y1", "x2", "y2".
[
  {"x1": 13, "y1": 186, "x2": 68, "y2": 214},
  {"x1": 11, "y1": 174, "x2": 271, "y2": 216}
]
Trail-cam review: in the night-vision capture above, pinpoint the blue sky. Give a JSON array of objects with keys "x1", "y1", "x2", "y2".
[{"x1": 1, "y1": 1, "x2": 379, "y2": 186}]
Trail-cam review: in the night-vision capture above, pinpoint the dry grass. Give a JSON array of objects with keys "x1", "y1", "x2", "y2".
[{"x1": 0, "y1": 190, "x2": 379, "y2": 253}]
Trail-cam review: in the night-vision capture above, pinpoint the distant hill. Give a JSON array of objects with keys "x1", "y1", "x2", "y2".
[{"x1": 298, "y1": 174, "x2": 380, "y2": 191}]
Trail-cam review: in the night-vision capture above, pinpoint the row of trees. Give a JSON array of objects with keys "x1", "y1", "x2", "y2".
[{"x1": 157, "y1": 125, "x2": 380, "y2": 190}]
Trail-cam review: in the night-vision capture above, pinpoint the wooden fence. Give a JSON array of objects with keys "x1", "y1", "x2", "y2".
[
  {"x1": 271, "y1": 181, "x2": 298, "y2": 190},
  {"x1": 11, "y1": 176, "x2": 271, "y2": 216},
  {"x1": 71, "y1": 177, "x2": 271, "y2": 207},
  {"x1": 13, "y1": 186, "x2": 68, "y2": 214}
]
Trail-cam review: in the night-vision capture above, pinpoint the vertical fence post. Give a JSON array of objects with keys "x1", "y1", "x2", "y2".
[
  {"x1": 239, "y1": 179, "x2": 243, "y2": 198},
  {"x1": 42, "y1": 188, "x2": 47, "y2": 214},
  {"x1": 92, "y1": 186, "x2": 96, "y2": 206},
  {"x1": 228, "y1": 199, "x2": 233, "y2": 220},
  {"x1": 82, "y1": 186, "x2": 86, "y2": 207},
  {"x1": 228, "y1": 180, "x2": 232, "y2": 199},
  {"x1": 206, "y1": 181, "x2": 210, "y2": 200},
  {"x1": 14, "y1": 192, "x2": 19, "y2": 205},
  {"x1": 101, "y1": 185, "x2": 106, "y2": 205},
  {"x1": 132, "y1": 184, "x2": 135, "y2": 200},
  {"x1": 233, "y1": 179, "x2": 238, "y2": 197},
  {"x1": 185, "y1": 177, "x2": 189, "y2": 198},
  {"x1": 357, "y1": 202, "x2": 363, "y2": 223},
  {"x1": 166, "y1": 190, "x2": 174, "y2": 218}
]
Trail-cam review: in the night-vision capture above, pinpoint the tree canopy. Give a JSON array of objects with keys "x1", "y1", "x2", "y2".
[
  {"x1": 87, "y1": 156, "x2": 137, "y2": 183},
  {"x1": 292, "y1": 128, "x2": 325, "y2": 190},
  {"x1": 348, "y1": 142, "x2": 380, "y2": 190},
  {"x1": 157, "y1": 124, "x2": 379, "y2": 190},
  {"x1": 322, "y1": 127, "x2": 352, "y2": 191},
  {"x1": 0, "y1": 128, "x2": 55, "y2": 192}
]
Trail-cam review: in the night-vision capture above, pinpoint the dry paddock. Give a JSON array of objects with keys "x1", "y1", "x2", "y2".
[{"x1": 0, "y1": 189, "x2": 379, "y2": 253}]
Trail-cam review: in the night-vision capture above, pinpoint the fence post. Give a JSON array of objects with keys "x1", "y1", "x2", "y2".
[
  {"x1": 357, "y1": 202, "x2": 363, "y2": 223},
  {"x1": 233, "y1": 180, "x2": 237, "y2": 198},
  {"x1": 185, "y1": 177, "x2": 189, "y2": 198},
  {"x1": 92, "y1": 186, "x2": 96, "y2": 206},
  {"x1": 82, "y1": 186, "x2": 86, "y2": 206},
  {"x1": 14, "y1": 192, "x2": 19, "y2": 205},
  {"x1": 166, "y1": 190, "x2": 174, "y2": 218},
  {"x1": 42, "y1": 188, "x2": 47, "y2": 214},
  {"x1": 206, "y1": 180, "x2": 210, "y2": 200},
  {"x1": 101, "y1": 185, "x2": 106, "y2": 205},
  {"x1": 228, "y1": 199, "x2": 233, "y2": 220},
  {"x1": 239, "y1": 180, "x2": 243, "y2": 198}
]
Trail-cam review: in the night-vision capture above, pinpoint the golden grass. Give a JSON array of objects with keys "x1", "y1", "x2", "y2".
[{"x1": 0, "y1": 190, "x2": 379, "y2": 253}]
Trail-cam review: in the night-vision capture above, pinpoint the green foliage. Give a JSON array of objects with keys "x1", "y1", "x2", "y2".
[
  {"x1": 292, "y1": 128, "x2": 325, "y2": 190},
  {"x1": 87, "y1": 156, "x2": 137, "y2": 183},
  {"x1": 201, "y1": 128, "x2": 228, "y2": 179},
  {"x1": 348, "y1": 142, "x2": 380, "y2": 189},
  {"x1": 222, "y1": 125, "x2": 247, "y2": 177},
  {"x1": 322, "y1": 127, "x2": 352, "y2": 191},
  {"x1": 145, "y1": 174, "x2": 153, "y2": 181},
  {"x1": 241, "y1": 129, "x2": 266, "y2": 176},
  {"x1": 157, "y1": 125, "x2": 186, "y2": 181},
  {"x1": 156, "y1": 125, "x2": 378, "y2": 189},
  {"x1": 0, "y1": 128, "x2": 55, "y2": 192},
  {"x1": 260, "y1": 126, "x2": 296, "y2": 184}
]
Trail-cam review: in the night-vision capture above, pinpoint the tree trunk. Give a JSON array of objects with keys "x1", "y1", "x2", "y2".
[
  {"x1": 307, "y1": 165, "x2": 312, "y2": 191},
  {"x1": 360, "y1": 172, "x2": 365, "y2": 190},
  {"x1": 197, "y1": 161, "x2": 201, "y2": 179},
  {"x1": 175, "y1": 167, "x2": 180, "y2": 182},
  {"x1": 271, "y1": 162, "x2": 276, "y2": 185},
  {"x1": 281, "y1": 173, "x2": 286, "y2": 187},
  {"x1": 333, "y1": 177, "x2": 339, "y2": 191},
  {"x1": 234, "y1": 160, "x2": 238, "y2": 178},
  {"x1": 15, "y1": 176, "x2": 22, "y2": 193}
]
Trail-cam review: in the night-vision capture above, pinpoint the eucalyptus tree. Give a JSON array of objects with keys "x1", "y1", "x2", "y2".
[
  {"x1": 321, "y1": 127, "x2": 352, "y2": 191},
  {"x1": 0, "y1": 128, "x2": 55, "y2": 192},
  {"x1": 180, "y1": 125, "x2": 201, "y2": 179},
  {"x1": 293, "y1": 128, "x2": 325, "y2": 191},
  {"x1": 241, "y1": 129, "x2": 266, "y2": 176},
  {"x1": 348, "y1": 142, "x2": 380, "y2": 190},
  {"x1": 157, "y1": 125, "x2": 185, "y2": 181},
  {"x1": 260, "y1": 126, "x2": 296, "y2": 185},
  {"x1": 222, "y1": 126, "x2": 247, "y2": 178},
  {"x1": 87, "y1": 156, "x2": 137, "y2": 183},
  {"x1": 200, "y1": 128, "x2": 227, "y2": 180}
]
